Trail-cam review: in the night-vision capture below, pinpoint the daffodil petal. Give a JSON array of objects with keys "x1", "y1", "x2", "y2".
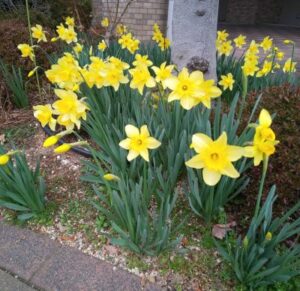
[
  {"x1": 259, "y1": 109, "x2": 272, "y2": 127},
  {"x1": 202, "y1": 168, "x2": 221, "y2": 186},
  {"x1": 119, "y1": 138, "x2": 131, "y2": 149},
  {"x1": 228, "y1": 146, "x2": 244, "y2": 161},
  {"x1": 244, "y1": 146, "x2": 255, "y2": 158},
  {"x1": 191, "y1": 133, "x2": 211, "y2": 153},
  {"x1": 140, "y1": 125, "x2": 150, "y2": 137},
  {"x1": 146, "y1": 137, "x2": 161, "y2": 149},
  {"x1": 185, "y1": 154, "x2": 204, "y2": 169},
  {"x1": 127, "y1": 150, "x2": 139, "y2": 161},
  {"x1": 125, "y1": 124, "x2": 139, "y2": 138},
  {"x1": 221, "y1": 163, "x2": 240, "y2": 178},
  {"x1": 140, "y1": 149, "x2": 149, "y2": 162}
]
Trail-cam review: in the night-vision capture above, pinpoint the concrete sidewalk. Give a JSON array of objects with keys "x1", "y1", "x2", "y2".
[
  {"x1": 0, "y1": 269, "x2": 35, "y2": 291},
  {"x1": 0, "y1": 223, "x2": 159, "y2": 291}
]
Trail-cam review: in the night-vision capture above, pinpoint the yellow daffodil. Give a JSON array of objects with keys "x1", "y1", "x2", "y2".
[
  {"x1": 186, "y1": 132, "x2": 244, "y2": 186},
  {"x1": 283, "y1": 40, "x2": 294, "y2": 45},
  {"x1": 218, "y1": 73, "x2": 235, "y2": 91},
  {"x1": 276, "y1": 51, "x2": 284, "y2": 61},
  {"x1": 101, "y1": 17, "x2": 109, "y2": 28},
  {"x1": 45, "y1": 53, "x2": 83, "y2": 90},
  {"x1": 165, "y1": 68, "x2": 201, "y2": 110},
  {"x1": 233, "y1": 34, "x2": 246, "y2": 49},
  {"x1": 247, "y1": 40, "x2": 259, "y2": 55},
  {"x1": 152, "y1": 23, "x2": 164, "y2": 43},
  {"x1": 129, "y1": 66, "x2": 156, "y2": 94},
  {"x1": 260, "y1": 36, "x2": 273, "y2": 52},
  {"x1": 217, "y1": 40, "x2": 233, "y2": 56},
  {"x1": 65, "y1": 16, "x2": 75, "y2": 27},
  {"x1": 73, "y1": 43, "x2": 83, "y2": 54},
  {"x1": 217, "y1": 30, "x2": 229, "y2": 42},
  {"x1": 165, "y1": 68, "x2": 221, "y2": 110},
  {"x1": 116, "y1": 24, "x2": 127, "y2": 35},
  {"x1": 159, "y1": 38, "x2": 171, "y2": 51},
  {"x1": 33, "y1": 104, "x2": 56, "y2": 131},
  {"x1": 151, "y1": 62, "x2": 175, "y2": 89},
  {"x1": 244, "y1": 109, "x2": 279, "y2": 166},
  {"x1": 118, "y1": 33, "x2": 140, "y2": 54},
  {"x1": 109, "y1": 57, "x2": 130, "y2": 71},
  {"x1": 119, "y1": 124, "x2": 161, "y2": 162},
  {"x1": 242, "y1": 61, "x2": 259, "y2": 77},
  {"x1": 256, "y1": 60, "x2": 272, "y2": 77},
  {"x1": 31, "y1": 24, "x2": 47, "y2": 43},
  {"x1": 283, "y1": 58, "x2": 297, "y2": 73},
  {"x1": 56, "y1": 24, "x2": 77, "y2": 44},
  {"x1": 133, "y1": 54, "x2": 153, "y2": 68},
  {"x1": 104, "y1": 62, "x2": 129, "y2": 91},
  {"x1": 17, "y1": 44, "x2": 34, "y2": 61},
  {"x1": 103, "y1": 173, "x2": 120, "y2": 181},
  {"x1": 52, "y1": 89, "x2": 89, "y2": 130},
  {"x1": 98, "y1": 40, "x2": 107, "y2": 51}
]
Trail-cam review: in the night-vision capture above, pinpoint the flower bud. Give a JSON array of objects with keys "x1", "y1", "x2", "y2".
[
  {"x1": 243, "y1": 236, "x2": 249, "y2": 248},
  {"x1": 265, "y1": 231, "x2": 272, "y2": 241},
  {"x1": 54, "y1": 143, "x2": 71, "y2": 154},
  {"x1": 0, "y1": 154, "x2": 10, "y2": 165},
  {"x1": 43, "y1": 136, "x2": 59, "y2": 148},
  {"x1": 103, "y1": 173, "x2": 120, "y2": 181}
]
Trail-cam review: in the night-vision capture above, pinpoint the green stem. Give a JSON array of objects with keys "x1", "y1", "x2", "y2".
[
  {"x1": 254, "y1": 156, "x2": 269, "y2": 218},
  {"x1": 237, "y1": 72, "x2": 248, "y2": 121},
  {"x1": 25, "y1": 0, "x2": 42, "y2": 100}
]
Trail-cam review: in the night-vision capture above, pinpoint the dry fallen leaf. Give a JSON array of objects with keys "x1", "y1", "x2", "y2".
[
  {"x1": 0, "y1": 134, "x2": 5, "y2": 144},
  {"x1": 212, "y1": 221, "x2": 236, "y2": 240}
]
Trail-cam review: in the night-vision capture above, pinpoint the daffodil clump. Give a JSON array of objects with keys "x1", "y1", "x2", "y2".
[
  {"x1": 15, "y1": 16, "x2": 299, "y2": 263},
  {"x1": 217, "y1": 30, "x2": 297, "y2": 103}
]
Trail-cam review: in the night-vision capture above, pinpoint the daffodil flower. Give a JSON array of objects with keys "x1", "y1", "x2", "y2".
[
  {"x1": 119, "y1": 125, "x2": 161, "y2": 162},
  {"x1": 244, "y1": 109, "x2": 279, "y2": 166},
  {"x1": 186, "y1": 132, "x2": 244, "y2": 186}
]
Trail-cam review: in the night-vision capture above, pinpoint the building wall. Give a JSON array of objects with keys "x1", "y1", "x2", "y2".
[
  {"x1": 219, "y1": 0, "x2": 284, "y2": 25},
  {"x1": 92, "y1": 0, "x2": 169, "y2": 41}
]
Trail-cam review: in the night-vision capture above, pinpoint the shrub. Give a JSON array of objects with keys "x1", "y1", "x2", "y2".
[{"x1": 0, "y1": 146, "x2": 46, "y2": 220}]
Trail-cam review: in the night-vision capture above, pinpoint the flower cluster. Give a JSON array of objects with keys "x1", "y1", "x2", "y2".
[
  {"x1": 118, "y1": 33, "x2": 140, "y2": 54},
  {"x1": 152, "y1": 24, "x2": 171, "y2": 51},
  {"x1": 244, "y1": 109, "x2": 279, "y2": 165},
  {"x1": 33, "y1": 89, "x2": 89, "y2": 131}
]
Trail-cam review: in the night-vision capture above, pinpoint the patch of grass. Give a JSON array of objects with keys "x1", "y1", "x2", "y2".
[
  {"x1": 126, "y1": 255, "x2": 149, "y2": 272},
  {"x1": 30, "y1": 201, "x2": 58, "y2": 226}
]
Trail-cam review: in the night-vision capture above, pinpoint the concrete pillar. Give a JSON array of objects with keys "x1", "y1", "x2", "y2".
[{"x1": 170, "y1": 0, "x2": 219, "y2": 79}]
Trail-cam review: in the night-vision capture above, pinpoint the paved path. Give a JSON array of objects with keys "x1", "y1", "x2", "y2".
[
  {"x1": 0, "y1": 269, "x2": 35, "y2": 291},
  {"x1": 0, "y1": 223, "x2": 159, "y2": 291},
  {"x1": 219, "y1": 24, "x2": 300, "y2": 63}
]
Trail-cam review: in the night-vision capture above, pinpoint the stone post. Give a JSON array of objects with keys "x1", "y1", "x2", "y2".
[{"x1": 170, "y1": 0, "x2": 219, "y2": 79}]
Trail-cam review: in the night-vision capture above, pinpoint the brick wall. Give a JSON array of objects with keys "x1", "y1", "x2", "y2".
[
  {"x1": 225, "y1": 0, "x2": 258, "y2": 24},
  {"x1": 220, "y1": 0, "x2": 283, "y2": 25},
  {"x1": 92, "y1": 0, "x2": 169, "y2": 41}
]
